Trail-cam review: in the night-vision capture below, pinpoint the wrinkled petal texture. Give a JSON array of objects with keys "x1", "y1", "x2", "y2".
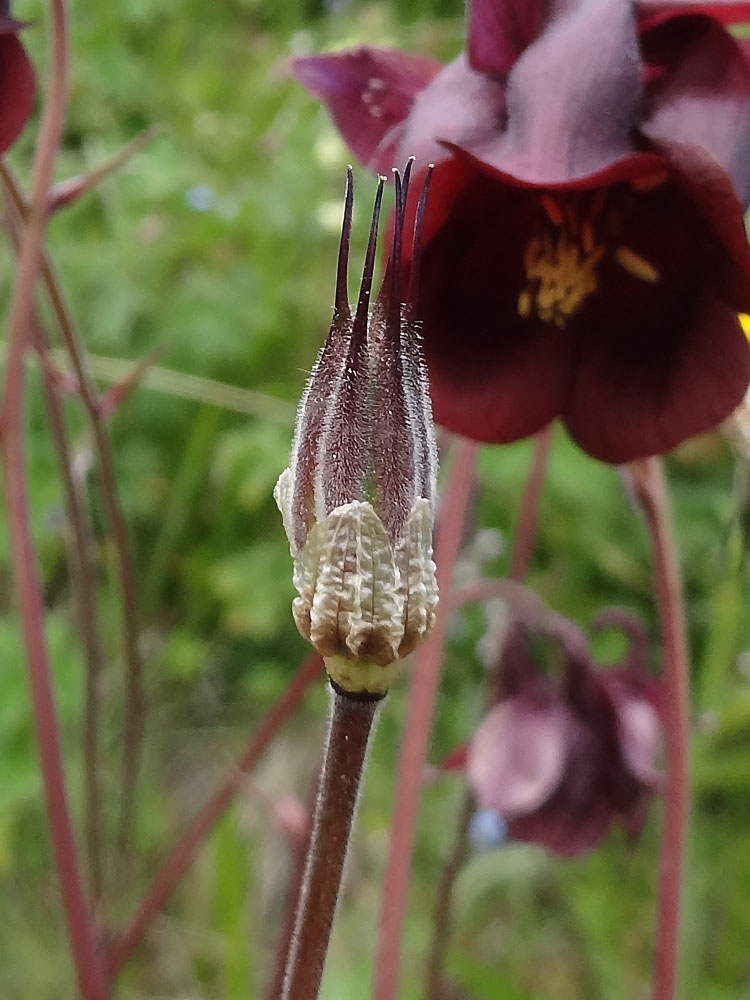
[
  {"x1": 0, "y1": 31, "x2": 34, "y2": 153},
  {"x1": 293, "y1": 48, "x2": 441, "y2": 173}
]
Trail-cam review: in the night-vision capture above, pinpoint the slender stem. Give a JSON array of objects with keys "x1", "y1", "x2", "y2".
[
  {"x1": 2, "y1": 183, "x2": 108, "y2": 910},
  {"x1": 423, "y1": 793, "x2": 474, "y2": 999},
  {"x1": 508, "y1": 425, "x2": 552, "y2": 582},
  {"x1": 266, "y1": 766, "x2": 318, "y2": 1000},
  {"x1": 44, "y1": 347, "x2": 296, "y2": 423},
  {"x1": 40, "y1": 337, "x2": 107, "y2": 908},
  {"x1": 424, "y1": 426, "x2": 552, "y2": 999},
  {"x1": 280, "y1": 687, "x2": 381, "y2": 1000},
  {"x1": 374, "y1": 438, "x2": 477, "y2": 1000},
  {"x1": 0, "y1": 433, "x2": 110, "y2": 1000},
  {"x1": 108, "y1": 654, "x2": 324, "y2": 975},
  {"x1": 0, "y1": 2, "x2": 108, "y2": 994},
  {"x1": 0, "y1": 159, "x2": 145, "y2": 857},
  {"x1": 0, "y1": 0, "x2": 69, "y2": 425},
  {"x1": 632, "y1": 458, "x2": 690, "y2": 1000}
]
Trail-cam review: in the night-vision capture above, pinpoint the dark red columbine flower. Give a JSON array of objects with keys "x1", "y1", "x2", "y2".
[
  {"x1": 446, "y1": 609, "x2": 662, "y2": 857},
  {"x1": 294, "y1": 0, "x2": 750, "y2": 463},
  {"x1": 0, "y1": 3, "x2": 35, "y2": 153}
]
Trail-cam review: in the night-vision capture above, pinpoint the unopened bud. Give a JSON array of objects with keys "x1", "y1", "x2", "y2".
[{"x1": 275, "y1": 161, "x2": 438, "y2": 694}]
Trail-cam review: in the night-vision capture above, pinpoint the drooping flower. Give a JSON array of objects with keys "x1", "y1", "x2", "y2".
[
  {"x1": 0, "y1": 4, "x2": 35, "y2": 153},
  {"x1": 450, "y1": 608, "x2": 662, "y2": 857},
  {"x1": 274, "y1": 163, "x2": 439, "y2": 695},
  {"x1": 294, "y1": 0, "x2": 750, "y2": 463}
]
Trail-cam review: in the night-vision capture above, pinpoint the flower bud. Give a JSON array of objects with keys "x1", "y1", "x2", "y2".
[{"x1": 275, "y1": 162, "x2": 438, "y2": 694}]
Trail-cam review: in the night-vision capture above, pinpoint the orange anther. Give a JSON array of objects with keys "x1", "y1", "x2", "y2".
[{"x1": 540, "y1": 194, "x2": 564, "y2": 226}]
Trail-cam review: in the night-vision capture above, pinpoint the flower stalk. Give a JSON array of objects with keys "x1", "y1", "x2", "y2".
[
  {"x1": 279, "y1": 686, "x2": 381, "y2": 1000},
  {"x1": 108, "y1": 653, "x2": 324, "y2": 974},
  {"x1": 425, "y1": 423, "x2": 552, "y2": 999},
  {"x1": 631, "y1": 457, "x2": 690, "y2": 1000},
  {"x1": 274, "y1": 161, "x2": 439, "y2": 996},
  {"x1": 375, "y1": 436, "x2": 477, "y2": 1000}
]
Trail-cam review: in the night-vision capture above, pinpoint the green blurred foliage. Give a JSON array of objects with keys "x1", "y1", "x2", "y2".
[{"x1": 1, "y1": 0, "x2": 750, "y2": 997}]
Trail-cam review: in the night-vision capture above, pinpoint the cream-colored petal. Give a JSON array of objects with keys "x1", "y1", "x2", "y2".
[{"x1": 396, "y1": 497, "x2": 438, "y2": 657}]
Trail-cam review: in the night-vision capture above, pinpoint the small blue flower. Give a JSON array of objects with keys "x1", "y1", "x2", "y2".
[
  {"x1": 469, "y1": 809, "x2": 508, "y2": 852},
  {"x1": 185, "y1": 185, "x2": 216, "y2": 213}
]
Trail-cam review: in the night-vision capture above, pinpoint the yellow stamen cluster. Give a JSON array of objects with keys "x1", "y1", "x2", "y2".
[
  {"x1": 519, "y1": 229, "x2": 604, "y2": 328},
  {"x1": 517, "y1": 191, "x2": 664, "y2": 327}
]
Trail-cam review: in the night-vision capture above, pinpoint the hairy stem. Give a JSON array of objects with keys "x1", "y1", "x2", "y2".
[
  {"x1": 632, "y1": 458, "x2": 690, "y2": 1000},
  {"x1": 424, "y1": 426, "x2": 551, "y2": 998},
  {"x1": 374, "y1": 438, "x2": 477, "y2": 1000},
  {"x1": 280, "y1": 686, "x2": 381, "y2": 1000},
  {"x1": 108, "y1": 654, "x2": 324, "y2": 974}
]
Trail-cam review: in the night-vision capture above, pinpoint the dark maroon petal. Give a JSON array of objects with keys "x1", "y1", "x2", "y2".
[
  {"x1": 636, "y1": 1, "x2": 750, "y2": 23},
  {"x1": 0, "y1": 34, "x2": 34, "y2": 153},
  {"x1": 472, "y1": 0, "x2": 642, "y2": 184},
  {"x1": 467, "y1": 698, "x2": 568, "y2": 817},
  {"x1": 410, "y1": 160, "x2": 572, "y2": 442},
  {"x1": 641, "y1": 15, "x2": 750, "y2": 206},
  {"x1": 508, "y1": 798, "x2": 613, "y2": 856},
  {"x1": 293, "y1": 48, "x2": 442, "y2": 173},
  {"x1": 467, "y1": 0, "x2": 550, "y2": 74},
  {"x1": 506, "y1": 717, "x2": 612, "y2": 856},
  {"x1": 651, "y1": 140, "x2": 750, "y2": 306},
  {"x1": 444, "y1": 140, "x2": 671, "y2": 192},
  {"x1": 564, "y1": 290, "x2": 750, "y2": 462}
]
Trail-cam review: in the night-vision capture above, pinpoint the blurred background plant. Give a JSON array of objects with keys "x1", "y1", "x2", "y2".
[{"x1": 2, "y1": 1, "x2": 750, "y2": 998}]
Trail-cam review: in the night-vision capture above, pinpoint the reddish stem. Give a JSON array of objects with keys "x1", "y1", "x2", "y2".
[
  {"x1": 0, "y1": 159, "x2": 145, "y2": 859},
  {"x1": 374, "y1": 438, "x2": 477, "y2": 1000},
  {"x1": 0, "y1": 431, "x2": 109, "y2": 1000},
  {"x1": 280, "y1": 688, "x2": 381, "y2": 1000},
  {"x1": 108, "y1": 653, "x2": 324, "y2": 974},
  {"x1": 266, "y1": 767, "x2": 317, "y2": 1000},
  {"x1": 39, "y1": 337, "x2": 107, "y2": 908},
  {"x1": 424, "y1": 427, "x2": 551, "y2": 998},
  {"x1": 0, "y1": 2, "x2": 108, "y2": 995},
  {"x1": 2, "y1": 185, "x2": 108, "y2": 912},
  {"x1": 632, "y1": 458, "x2": 690, "y2": 1000},
  {"x1": 508, "y1": 425, "x2": 552, "y2": 581}
]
